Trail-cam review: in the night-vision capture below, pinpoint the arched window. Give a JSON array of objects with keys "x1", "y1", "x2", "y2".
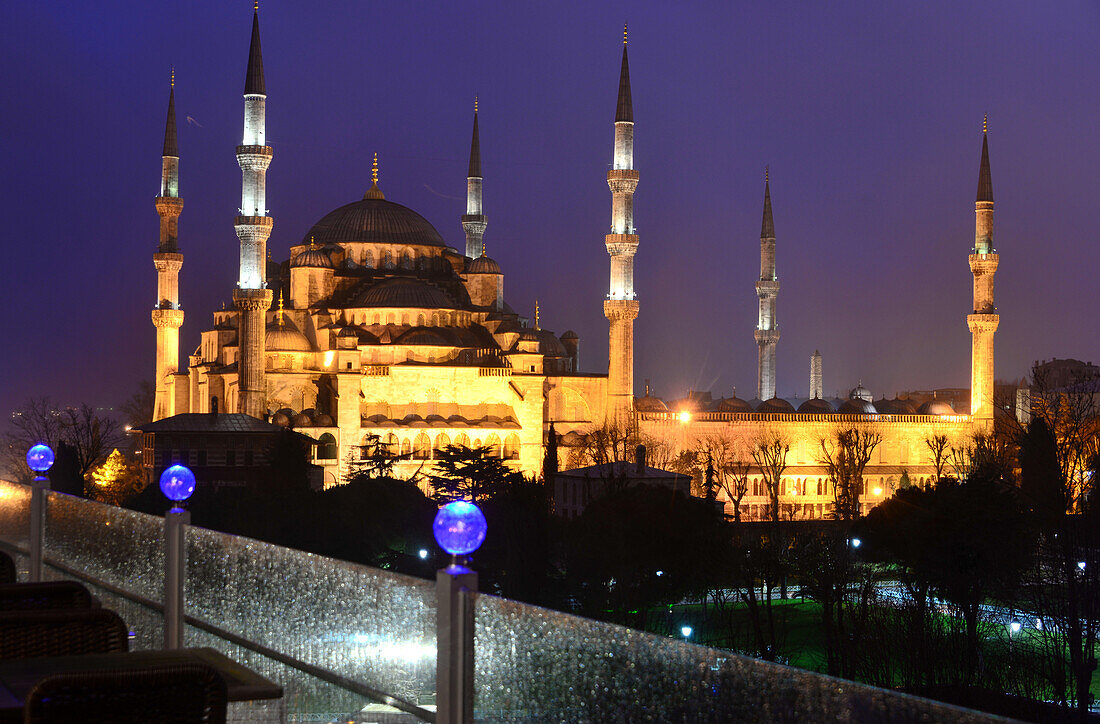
[
  {"x1": 400, "y1": 438, "x2": 412, "y2": 457},
  {"x1": 503, "y1": 434, "x2": 520, "y2": 460},
  {"x1": 400, "y1": 249, "x2": 414, "y2": 270},
  {"x1": 434, "y1": 433, "x2": 451, "y2": 455},
  {"x1": 380, "y1": 433, "x2": 398, "y2": 456},
  {"x1": 413, "y1": 433, "x2": 431, "y2": 460},
  {"x1": 416, "y1": 313, "x2": 426, "y2": 327},
  {"x1": 317, "y1": 433, "x2": 338, "y2": 460},
  {"x1": 471, "y1": 438, "x2": 482, "y2": 450},
  {"x1": 484, "y1": 434, "x2": 501, "y2": 458},
  {"x1": 362, "y1": 250, "x2": 374, "y2": 269},
  {"x1": 454, "y1": 433, "x2": 470, "y2": 449},
  {"x1": 382, "y1": 251, "x2": 395, "y2": 269}
]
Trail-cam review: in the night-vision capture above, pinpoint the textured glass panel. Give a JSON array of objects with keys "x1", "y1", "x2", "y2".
[
  {"x1": 474, "y1": 594, "x2": 997, "y2": 723},
  {"x1": 0, "y1": 480, "x2": 31, "y2": 554},
  {"x1": 43, "y1": 491, "x2": 166, "y2": 605},
  {"x1": 185, "y1": 524, "x2": 437, "y2": 714}
]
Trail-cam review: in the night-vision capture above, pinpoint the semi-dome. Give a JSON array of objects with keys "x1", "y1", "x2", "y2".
[
  {"x1": 758, "y1": 397, "x2": 795, "y2": 413},
  {"x1": 266, "y1": 323, "x2": 313, "y2": 352},
  {"x1": 291, "y1": 246, "x2": 334, "y2": 269},
  {"x1": 716, "y1": 396, "x2": 754, "y2": 413},
  {"x1": 397, "y1": 327, "x2": 451, "y2": 346},
  {"x1": 635, "y1": 395, "x2": 668, "y2": 412},
  {"x1": 348, "y1": 277, "x2": 457, "y2": 309},
  {"x1": 798, "y1": 398, "x2": 836, "y2": 414},
  {"x1": 839, "y1": 398, "x2": 877, "y2": 414},
  {"x1": 918, "y1": 400, "x2": 956, "y2": 415},
  {"x1": 466, "y1": 255, "x2": 501, "y2": 274},
  {"x1": 303, "y1": 197, "x2": 446, "y2": 248},
  {"x1": 517, "y1": 328, "x2": 567, "y2": 357}
]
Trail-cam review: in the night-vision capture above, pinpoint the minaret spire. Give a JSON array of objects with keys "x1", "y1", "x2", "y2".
[
  {"x1": 152, "y1": 72, "x2": 185, "y2": 421},
  {"x1": 968, "y1": 117, "x2": 999, "y2": 423},
  {"x1": 233, "y1": 5, "x2": 275, "y2": 418},
  {"x1": 754, "y1": 168, "x2": 780, "y2": 401},
  {"x1": 604, "y1": 27, "x2": 641, "y2": 424},
  {"x1": 462, "y1": 97, "x2": 487, "y2": 258}
]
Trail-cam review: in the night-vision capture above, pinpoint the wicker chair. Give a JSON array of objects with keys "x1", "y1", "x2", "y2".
[
  {"x1": 0, "y1": 609, "x2": 128, "y2": 660},
  {"x1": 23, "y1": 662, "x2": 228, "y2": 723},
  {"x1": 0, "y1": 581, "x2": 96, "y2": 611},
  {"x1": 0, "y1": 551, "x2": 15, "y2": 585}
]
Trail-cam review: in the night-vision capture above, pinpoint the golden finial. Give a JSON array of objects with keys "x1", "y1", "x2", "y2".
[
  {"x1": 474, "y1": 96, "x2": 478, "y2": 114},
  {"x1": 276, "y1": 290, "x2": 285, "y2": 326},
  {"x1": 254, "y1": 0, "x2": 258, "y2": 12},
  {"x1": 534, "y1": 300, "x2": 540, "y2": 330},
  {"x1": 623, "y1": 22, "x2": 628, "y2": 45},
  {"x1": 372, "y1": 152, "x2": 378, "y2": 186},
  {"x1": 309, "y1": 235, "x2": 316, "y2": 250},
  {"x1": 765, "y1": 165, "x2": 769, "y2": 183},
  {"x1": 983, "y1": 113, "x2": 988, "y2": 134},
  {"x1": 170, "y1": 66, "x2": 175, "y2": 88}
]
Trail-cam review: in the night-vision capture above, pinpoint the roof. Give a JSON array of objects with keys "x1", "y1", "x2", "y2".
[
  {"x1": 346, "y1": 277, "x2": 458, "y2": 309},
  {"x1": 244, "y1": 10, "x2": 266, "y2": 96},
  {"x1": 304, "y1": 197, "x2": 446, "y2": 248},
  {"x1": 468, "y1": 110, "x2": 481, "y2": 178},
  {"x1": 559, "y1": 461, "x2": 690, "y2": 482},
  {"x1": 136, "y1": 413, "x2": 289, "y2": 434},
  {"x1": 976, "y1": 132, "x2": 993, "y2": 203},
  {"x1": 615, "y1": 44, "x2": 633, "y2": 123},
  {"x1": 760, "y1": 176, "x2": 774, "y2": 239},
  {"x1": 162, "y1": 86, "x2": 178, "y2": 157},
  {"x1": 466, "y1": 255, "x2": 500, "y2": 274},
  {"x1": 291, "y1": 247, "x2": 334, "y2": 269}
]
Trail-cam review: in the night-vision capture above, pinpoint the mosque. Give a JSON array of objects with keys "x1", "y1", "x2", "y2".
[{"x1": 149, "y1": 10, "x2": 996, "y2": 515}]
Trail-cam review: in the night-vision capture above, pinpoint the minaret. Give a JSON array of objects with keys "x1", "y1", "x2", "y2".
[
  {"x1": 233, "y1": 4, "x2": 274, "y2": 418},
  {"x1": 152, "y1": 70, "x2": 185, "y2": 421},
  {"x1": 968, "y1": 116, "x2": 999, "y2": 422},
  {"x1": 462, "y1": 97, "x2": 487, "y2": 259},
  {"x1": 810, "y1": 350, "x2": 823, "y2": 399},
  {"x1": 604, "y1": 24, "x2": 640, "y2": 425},
  {"x1": 754, "y1": 169, "x2": 779, "y2": 401}
]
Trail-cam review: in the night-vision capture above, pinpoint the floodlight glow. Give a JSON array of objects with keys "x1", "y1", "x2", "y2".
[
  {"x1": 850, "y1": 537, "x2": 862, "y2": 549},
  {"x1": 677, "y1": 411, "x2": 691, "y2": 423},
  {"x1": 680, "y1": 625, "x2": 693, "y2": 638},
  {"x1": 1078, "y1": 561, "x2": 1086, "y2": 571},
  {"x1": 26, "y1": 444, "x2": 55, "y2": 473},
  {"x1": 433, "y1": 501, "x2": 487, "y2": 556},
  {"x1": 873, "y1": 486, "x2": 883, "y2": 496},
  {"x1": 159, "y1": 464, "x2": 196, "y2": 502},
  {"x1": 655, "y1": 570, "x2": 664, "y2": 577},
  {"x1": 418, "y1": 549, "x2": 429, "y2": 560},
  {"x1": 1009, "y1": 620, "x2": 1022, "y2": 634}
]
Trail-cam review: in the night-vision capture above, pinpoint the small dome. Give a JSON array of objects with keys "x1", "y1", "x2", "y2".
[
  {"x1": 292, "y1": 412, "x2": 313, "y2": 427},
  {"x1": 918, "y1": 400, "x2": 956, "y2": 415},
  {"x1": 849, "y1": 383, "x2": 873, "y2": 402},
  {"x1": 758, "y1": 397, "x2": 795, "y2": 413},
  {"x1": 276, "y1": 408, "x2": 295, "y2": 418},
  {"x1": 839, "y1": 398, "x2": 878, "y2": 414},
  {"x1": 874, "y1": 397, "x2": 899, "y2": 414},
  {"x1": 291, "y1": 247, "x2": 334, "y2": 269},
  {"x1": 798, "y1": 398, "x2": 836, "y2": 414},
  {"x1": 398, "y1": 327, "x2": 451, "y2": 346},
  {"x1": 266, "y1": 323, "x2": 313, "y2": 352},
  {"x1": 348, "y1": 277, "x2": 457, "y2": 309},
  {"x1": 271, "y1": 412, "x2": 291, "y2": 427},
  {"x1": 517, "y1": 328, "x2": 567, "y2": 357},
  {"x1": 635, "y1": 395, "x2": 668, "y2": 412},
  {"x1": 466, "y1": 255, "x2": 501, "y2": 274},
  {"x1": 560, "y1": 330, "x2": 579, "y2": 340},
  {"x1": 716, "y1": 397, "x2": 754, "y2": 413},
  {"x1": 313, "y1": 413, "x2": 334, "y2": 427},
  {"x1": 892, "y1": 398, "x2": 918, "y2": 414}
]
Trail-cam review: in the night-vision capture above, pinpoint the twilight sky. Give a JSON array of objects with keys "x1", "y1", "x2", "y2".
[{"x1": 1, "y1": 0, "x2": 1098, "y2": 416}]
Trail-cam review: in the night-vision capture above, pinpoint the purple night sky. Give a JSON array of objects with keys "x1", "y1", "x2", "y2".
[{"x1": 1, "y1": 1, "x2": 1098, "y2": 416}]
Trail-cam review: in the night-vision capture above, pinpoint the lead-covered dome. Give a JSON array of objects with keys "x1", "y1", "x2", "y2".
[
  {"x1": 466, "y1": 255, "x2": 501, "y2": 274},
  {"x1": 758, "y1": 397, "x2": 795, "y2": 413},
  {"x1": 303, "y1": 197, "x2": 446, "y2": 248},
  {"x1": 839, "y1": 398, "x2": 877, "y2": 414},
  {"x1": 348, "y1": 277, "x2": 457, "y2": 309},
  {"x1": 918, "y1": 400, "x2": 956, "y2": 415},
  {"x1": 291, "y1": 246, "x2": 334, "y2": 269},
  {"x1": 798, "y1": 398, "x2": 836, "y2": 414}
]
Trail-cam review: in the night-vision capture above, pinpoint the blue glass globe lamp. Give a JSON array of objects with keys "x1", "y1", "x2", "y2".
[
  {"x1": 159, "y1": 464, "x2": 196, "y2": 504},
  {"x1": 433, "y1": 501, "x2": 487, "y2": 556},
  {"x1": 26, "y1": 444, "x2": 55, "y2": 474}
]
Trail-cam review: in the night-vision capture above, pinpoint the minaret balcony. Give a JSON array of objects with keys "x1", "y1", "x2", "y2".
[
  {"x1": 968, "y1": 253, "x2": 999, "y2": 274},
  {"x1": 604, "y1": 234, "x2": 638, "y2": 256},
  {"x1": 607, "y1": 169, "x2": 639, "y2": 193}
]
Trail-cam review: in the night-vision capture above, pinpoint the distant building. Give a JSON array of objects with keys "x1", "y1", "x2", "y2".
[
  {"x1": 135, "y1": 412, "x2": 322, "y2": 490},
  {"x1": 553, "y1": 447, "x2": 691, "y2": 519}
]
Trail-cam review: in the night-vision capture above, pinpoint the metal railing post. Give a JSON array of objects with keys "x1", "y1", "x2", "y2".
[
  {"x1": 436, "y1": 563, "x2": 477, "y2": 724},
  {"x1": 29, "y1": 476, "x2": 50, "y2": 582},
  {"x1": 164, "y1": 507, "x2": 190, "y2": 649}
]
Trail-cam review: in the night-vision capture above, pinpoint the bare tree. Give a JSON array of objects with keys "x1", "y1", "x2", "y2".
[
  {"x1": 2, "y1": 398, "x2": 120, "y2": 486},
  {"x1": 696, "y1": 433, "x2": 752, "y2": 522},
  {"x1": 924, "y1": 433, "x2": 950, "y2": 485},
  {"x1": 819, "y1": 426, "x2": 882, "y2": 521},
  {"x1": 751, "y1": 432, "x2": 790, "y2": 523}
]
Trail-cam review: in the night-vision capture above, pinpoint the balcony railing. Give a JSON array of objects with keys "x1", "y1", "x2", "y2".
[{"x1": 0, "y1": 480, "x2": 999, "y2": 723}]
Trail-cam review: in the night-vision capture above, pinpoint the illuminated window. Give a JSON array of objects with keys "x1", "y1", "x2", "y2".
[
  {"x1": 413, "y1": 433, "x2": 431, "y2": 460},
  {"x1": 434, "y1": 433, "x2": 450, "y2": 455},
  {"x1": 317, "y1": 433, "x2": 337, "y2": 460},
  {"x1": 503, "y1": 434, "x2": 520, "y2": 460},
  {"x1": 485, "y1": 434, "x2": 501, "y2": 458},
  {"x1": 454, "y1": 433, "x2": 470, "y2": 449},
  {"x1": 400, "y1": 439, "x2": 412, "y2": 457}
]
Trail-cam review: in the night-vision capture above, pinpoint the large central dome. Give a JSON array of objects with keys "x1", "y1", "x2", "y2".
[{"x1": 303, "y1": 197, "x2": 447, "y2": 248}]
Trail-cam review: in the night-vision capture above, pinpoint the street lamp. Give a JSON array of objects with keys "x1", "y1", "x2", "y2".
[
  {"x1": 159, "y1": 464, "x2": 195, "y2": 649},
  {"x1": 680, "y1": 625, "x2": 693, "y2": 639},
  {"x1": 26, "y1": 444, "x2": 54, "y2": 582}
]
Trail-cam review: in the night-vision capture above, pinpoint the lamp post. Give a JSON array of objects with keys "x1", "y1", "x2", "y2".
[
  {"x1": 434, "y1": 500, "x2": 487, "y2": 724},
  {"x1": 26, "y1": 444, "x2": 54, "y2": 582},
  {"x1": 160, "y1": 464, "x2": 196, "y2": 649}
]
